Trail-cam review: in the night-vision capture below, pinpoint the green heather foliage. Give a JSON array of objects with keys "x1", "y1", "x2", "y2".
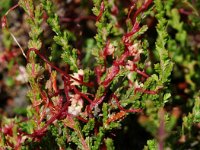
[{"x1": 0, "y1": 0, "x2": 200, "y2": 149}]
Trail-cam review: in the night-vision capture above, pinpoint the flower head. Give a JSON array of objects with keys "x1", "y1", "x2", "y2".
[
  {"x1": 126, "y1": 60, "x2": 135, "y2": 71},
  {"x1": 16, "y1": 66, "x2": 28, "y2": 83},
  {"x1": 70, "y1": 69, "x2": 84, "y2": 86},
  {"x1": 128, "y1": 43, "x2": 143, "y2": 57},
  {"x1": 106, "y1": 43, "x2": 115, "y2": 55},
  {"x1": 68, "y1": 94, "x2": 83, "y2": 116}
]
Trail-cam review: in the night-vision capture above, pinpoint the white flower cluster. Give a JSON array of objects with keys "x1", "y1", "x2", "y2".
[
  {"x1": 107, "y1": 43, "x2": 115, "y2": 55},
  {"x1": 127, "y1": 72, "x2": 144, "y2": 88},
  {"x1": 70, "y1": 69, "x2": 84, "y2": 86},
  {"x1": 68, "y1": 94, "x2": 83, "y2": 116},
  {"x1": 133, "y1": 80, "x2": 144, "y2": 89},
  {"x1": 126, "y1": 60, "x2": 135, "y2": 71},
  {"x1": 16, "y1": 66, "x2": 28, "y2": 83},
  {"x1": 125, "y1": 43, "x2": 143, "y2": 71},
  {"x1": 128, "y1": 43, "x2": 142, "y2": 55}
]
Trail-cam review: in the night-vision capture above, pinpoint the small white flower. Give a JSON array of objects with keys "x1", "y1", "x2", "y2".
[
  {"x1": 124, "y1": 38, "x2": 130, "y2": 44},
  {"x1": 93, "y1": 105, "x2": 101, "y2": 117},
  {"x1": 45, "y1": 79, "x2": 52, "y2": 91},
  {"x1": 128, "y1": 43, "x2": 138, "y2": 55},
  {"x1": 127, "y1": 72, "x2": 133, "y2": 81},
  {"x1": 68, "y1": 94, "x2": 83, "y2": 116},
  {"x1": 126, "y1": 60, "x2": 134, "y2": 71},
  {"x1": 128, "y1": 43, "x2": 143, "y2": 56},
  {"x1": 107, "y1": 43, "x2": 115, "y2": 55},
  {"x1": 70, "y1": 69, "x2": 84, "y2": 86},
  {"x1": 138, "y1": 49, "x2": 143, "y2": 54},
  {"x1": 16, "y1": 66, "x2": 28, "y2": 83},
  {"x1": 134, "y1": 81, "x2": 144, "y2": 89}
]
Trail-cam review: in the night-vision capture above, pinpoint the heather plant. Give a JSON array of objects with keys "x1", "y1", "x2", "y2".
[{"x1": 0, "y1": 0, "x2": 200, "y2": 150}]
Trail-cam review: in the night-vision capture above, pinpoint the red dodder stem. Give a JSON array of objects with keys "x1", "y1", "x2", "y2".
[
  {"x1": 5, "y1": 4, "x2": 19, "y2": 16},
  {"x1": 1, "y1": 4, "x2": 19, "y2": 28},
  {"x1": 112, "y1": 94, "x2": 142, "y2": 113},
  {"x1": 60, "y1": 16, "x2": 96, "y2": 23},
  {"x1": 96, "y1": 2, "x2": 105, "y2": 21},
  {"x1": 72, "y1": 86, "x2": 93, "y2": 103},
  {"x1": 27, "y1": 48, "x2": 93, "y2": 87},
  {"x1": 132, "y1": 0, "x2": 153, "y2": 25},
  {"x1": 134, "y1": 87, "x2": 157, "y2": 95}
]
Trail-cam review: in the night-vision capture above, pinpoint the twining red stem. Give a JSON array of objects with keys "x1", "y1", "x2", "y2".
[
  {"x1": 88, "y1": 94, "x2": 106, "y2": 114},
  {"x1": 96, "y1": 2, "x2": 105, "y2": 21},
  {"x1": 1, "y1": 4, "x2": 19, "y2": 28},
  {"x1": 112, "y1": 94, "x2": 142, "y2": 113},
  {"x1": 179, "y1": 8, "x2": 193, "y2": 15},
  {"x1": 102, "y1": 50, "x2": 129, "y2": 88},
  {"x1": 29, "y1": 103, "x2": 69, "y2": 137},
  {"x1": 63, "y1": 76, "x2": 71, "y2": 104},
  {"x1": 134, "y1": 87, "x2": 157, "y2": 95},
  {"x1": 27, "y1": 48, "x2": 93, "y2": 87},
  {"x1": 136, "y1": 69, "x2": 149, "y2": 78},
  {"x1": 72, "y1": 86, "x2": 93, "y2": 103},
  {"x1": 132, "y1": 0, "x2": 153, "y2": 25},
  {"x1": 5, "y1": 4, "x2": 19, "y2": 15},
  {"x1": 60, "y1": 15, "x2": 96, "y2": 23},
  {"x1": 123, "y1": 21, "x2": 140, "y2": 40}
]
